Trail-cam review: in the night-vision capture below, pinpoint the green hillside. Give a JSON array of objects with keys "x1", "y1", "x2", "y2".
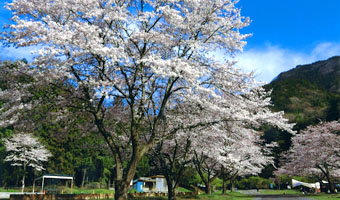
[{"x1": 266, "y1": 56, "x2": 340, "y2": 130}]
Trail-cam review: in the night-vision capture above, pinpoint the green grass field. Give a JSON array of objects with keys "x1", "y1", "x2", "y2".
[
  {"x1": 259, "y1": 189, "x2": 301, "y2": 195},
  {"x1": 0, "y1": 188, "x2": 20, "y2": 192},
  {"x1": 259, "y1": 189, "x2": 340, "y2": 200},
  {"x1": 307, "y1": 193, "x2": 340, "y2": 200},
  {"x1": 128, "y1": 192, "x2": 253, "y2": 200},
  {"x1": 191, "y1": 192, "x2": 253, "y2": 200},
  {"x1": 71, "y1": 188, "x2": 114, "y2": 194}
]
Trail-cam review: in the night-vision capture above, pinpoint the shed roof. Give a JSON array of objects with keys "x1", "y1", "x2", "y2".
[{"x1": 34, "y1": 174, "x2": 73, "y2": 181}]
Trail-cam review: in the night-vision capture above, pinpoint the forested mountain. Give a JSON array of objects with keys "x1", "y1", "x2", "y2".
[
  {"x1": 266, "y1": 56, "x2": 340, "y2": 130},
  {"x1": 273, "y1": 56, "x2": 340, "y2": 92}
]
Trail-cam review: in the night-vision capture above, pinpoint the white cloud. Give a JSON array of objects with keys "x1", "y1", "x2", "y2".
[{"x1": 232, "y1": 42, "x2": 340, "y2": 83}]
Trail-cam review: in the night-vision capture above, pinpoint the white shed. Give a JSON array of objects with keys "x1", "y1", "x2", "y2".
[{"x1": 33, "y1": 174, "x2": 74, "y2": 194}]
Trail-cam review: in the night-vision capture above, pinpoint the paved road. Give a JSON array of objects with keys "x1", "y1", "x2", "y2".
[{"x1": 239, "y1": 190, "x2": 313, "y2": 200}]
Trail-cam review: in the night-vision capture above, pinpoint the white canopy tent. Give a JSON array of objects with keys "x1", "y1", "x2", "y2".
[
  {"x1": 292, "y1": 179, "x2": 320, "y2": 189},
  {"x1": 33, "y1": 174, "x2": 74, "y2": 194}
]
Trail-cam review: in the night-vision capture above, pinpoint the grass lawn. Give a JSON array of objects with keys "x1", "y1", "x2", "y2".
[
  {"x1": 307, "y1": 193, "x2": 340, "y2": 200},
  {"x1": 259, "y1": 189, "x2": 340, "y2": 200},
  {"x1": 0, "y1": 188, "x2": 20, "y2": 192},
  {"x1": 259, "y1": 189, "x2": 301, "y2": 195},
  {"x1": 60, "y1": 187, "x2": 114, "y2": 194},
  {"x1": 127, "y1": 192, "x2": 253, "y2": 200},
  {"x1": 176, "y1": 187, "x2": 193, "y2": 193},
  {"x1": 176, "y1": 192, "x2": 253, "y2": 200}
]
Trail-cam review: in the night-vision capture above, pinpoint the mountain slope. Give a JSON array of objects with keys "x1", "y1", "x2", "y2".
[
  {"x1": 273, "y1": 56, "x2": 340, "y2": 93},
  {"x1": 265, "y1": 56, "x2": 340, "y2": 130}
]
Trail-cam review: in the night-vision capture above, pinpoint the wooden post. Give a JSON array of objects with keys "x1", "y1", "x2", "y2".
[
  {"x1": 42, "y1": 177, "x2": 45, "y2": 194},
  {"x1": 32, "y1": 179, "x2": 35, "y2": 193},
  {"x1": 71, "y1": 178, "x2": 74, "y2": 194}
]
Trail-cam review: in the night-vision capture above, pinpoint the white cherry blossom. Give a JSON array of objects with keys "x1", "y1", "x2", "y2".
[{"x1": 3, "y1": 132, "x2": 52, "y2": 192}]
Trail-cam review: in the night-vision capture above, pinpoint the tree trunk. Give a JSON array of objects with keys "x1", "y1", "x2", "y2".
[
  {"x1": 326, "y1": 175, "x2": 335, "y2": 193},
  {"x1": 81, "y1": 168, "x2": 87, "y2": 188},
  {"x1": 114, "y1": 180, "x2": 129, "y2": 200},
  {"x1": 166, "y1": 179, "x2": 177, "y2": 200},
  {"x1": 222, "y1": 172, "x2": 226, "y2": 195},
  {"x1": 205, "y1": 182, "x2": 212, "y2": 194},
  {"x1": 319, "y1": 165, "x2": 335, "y2": 193},
  {"x1": 21, "y1": 174, "x2": 25, "y2": 193},
  {"x1": 113, "y1": 145, "x2": 146, "y2": 200},
  {"x1": 21, "y1": 164, "x2": 26, "y2": 192}
]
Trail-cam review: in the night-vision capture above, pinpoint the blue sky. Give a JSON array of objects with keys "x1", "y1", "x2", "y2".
[
  {"x1": 1, "y1": 0, "x2": 340, "y2": 83},
  {"x1": 235, "y1": 0, "x2": 340, "y2": 82}
]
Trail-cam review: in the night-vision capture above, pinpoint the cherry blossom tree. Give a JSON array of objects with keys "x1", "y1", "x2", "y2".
[
  {"x1": 150, "y1": 119, "x2": 283, "y2": 199},
  {"x1": 3, "y1": 132, "x2": 52, "y2": 192},
  {"x1": 192, "y1": 123, "x2": 277, "y2": 194},
  {"x1": 220, "y1": 129, "x2": 277, "y2": 193},
  {"x1": 0, "y1": 0, "x2": 293, "y2": 199},
  {"x1": 277, "y1": 121, "x2": 340, "y2": 193},
  {"x1": 149, "y1": 134, "x2": 193, "y2": 200}
]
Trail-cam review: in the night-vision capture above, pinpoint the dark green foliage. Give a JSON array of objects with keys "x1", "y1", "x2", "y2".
[
  {"x1": 266, "y1": 78, "x2": 334, "y2": 130},
  {"x1": 180, "y1": 167, "x2": 202, "y2": 189},
  {"x1": 259, "y1": 125, "x2": 293, "y2": 178},
  {"x1": 0, "y1": 128, "x2": 17, "y2": 187},
  {"x1": 30, "y1": 88, "x2": 115, "y2": 187},
  {"x1": 135, "y1": 155, "x2": 150, "y2": 178},
  {"x1": 235, "y1": 176, "x2": 272, "y2": 189},
  {"x1": 0, "y1": 60, "x2": 115, "y2": 188},
  {"x1": 326, "y1": 96, "x2": 340, "y2": 121}
]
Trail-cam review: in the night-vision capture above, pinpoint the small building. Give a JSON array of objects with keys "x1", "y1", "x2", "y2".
[{"x1": 133, "y1": 175, "x2": 168, "y2": 193}]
